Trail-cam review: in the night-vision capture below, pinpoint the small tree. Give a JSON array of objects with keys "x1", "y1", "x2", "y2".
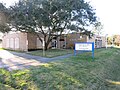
[
  {"x1": 107, "y1": 37, "x2": 112, "y2": 45},
  {"x1": 93, "y1": 21, "x2": 103, "y2": 36},
  {"x1": 113, "y1": 35, "x2": 120, "y2": 46},
  {"x1": 9, "y1": 0, "x2": 97, "y2": 50}
]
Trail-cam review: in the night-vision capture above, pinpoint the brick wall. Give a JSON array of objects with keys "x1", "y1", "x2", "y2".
[
  {"x1": 27, "y1": 33, "x2": 37, "y2": 50},
  {"x1": 66, "y1": 33, "x2": 87, "y2": 48},
  {"x1": 2, "y1": 32, "x2": 28, "y2": 51}
]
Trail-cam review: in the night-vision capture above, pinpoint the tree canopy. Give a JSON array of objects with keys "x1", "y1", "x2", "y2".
[
  {"x1": 0, "y1": 3, "x2": 10, "y2": 33},
  {"x1": 8, "y1": 0, "x2": 97, "y2": 50}
]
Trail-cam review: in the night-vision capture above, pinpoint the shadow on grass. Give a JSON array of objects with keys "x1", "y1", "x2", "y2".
[
  {"x1": 72, "y1": 52, "x2": 95, "y2": 62},
  {"x1": 1, "y1": 48, "x2": 120, "y2": 89},
  {"x1": 30, "y1": 65, "x2": 84, "y2": 89},
  {"x1": 0, "y1": 64, "x2": 85, "y2": 90},
  {"x1": 0, "y1": 60, "x2": 38, "y2": 90}
]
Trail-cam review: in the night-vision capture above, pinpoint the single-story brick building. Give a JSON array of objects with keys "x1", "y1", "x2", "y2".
[
  {"x1": 2, "y1": 32, "x2": 106, "y2": 51},
  {"x1": 65, "y1": 33, "x2": 106, "y2": 49},
  {"x1": 2, "y1": 32, "x2": 45, "y2": 51}
]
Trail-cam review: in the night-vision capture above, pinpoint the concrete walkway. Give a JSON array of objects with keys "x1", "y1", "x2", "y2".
[{"x1": 0, "y1": 50, "x2": 73, "y2": 71}]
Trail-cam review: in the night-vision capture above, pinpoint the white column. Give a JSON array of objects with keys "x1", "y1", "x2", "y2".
[
  {"x1": 105, "y1": 34, "x2": 108, "y2": 49},
  {"x1": 42, "y1": 39, "x2": 45, "y2": 56}
]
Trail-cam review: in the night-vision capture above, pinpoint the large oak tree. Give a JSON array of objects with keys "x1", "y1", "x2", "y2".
[
  {"x1": 9, "y1": 0, "x2": 97, "y2": 50},
  {"x1": 0, "y1": 3, "x2": 10, "y2": 33}
]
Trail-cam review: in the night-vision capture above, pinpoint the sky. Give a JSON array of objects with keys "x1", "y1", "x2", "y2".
[
  {"x1": 0, "y1": 0, "x2": 120, "y2": 36},
  {"x1": 0, "y1": 0, "x2": 18, "y2": 7},
  {"x1": 89, "y1": 0, "x2": 120, "y2": 36}
]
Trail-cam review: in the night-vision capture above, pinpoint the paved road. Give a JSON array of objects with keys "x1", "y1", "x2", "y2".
[{"x1": 0, "y1": 50, "x2": 73, "y2": 71}]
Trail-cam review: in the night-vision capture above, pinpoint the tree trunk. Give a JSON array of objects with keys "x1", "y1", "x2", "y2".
[
  {"x1": 44, "y1": 37, "x2": 53, "y2": 51},
  {"x1": 44, "y1": 43, "x2": 48, "y2": 51},
  {"x1": 44, "y1": 40, "x2": 51, "y2": 51}
]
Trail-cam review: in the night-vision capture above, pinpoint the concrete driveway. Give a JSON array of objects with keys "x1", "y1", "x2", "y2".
[
  {"x1": 0, "y1": 50, "x2": 47, "y2": 71},
  {"x1": 0, "y1": 50, "x2": 72, "y2": 71}
]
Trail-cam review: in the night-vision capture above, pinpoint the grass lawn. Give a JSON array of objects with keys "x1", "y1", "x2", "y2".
[
  {"x1": 0, "y1": 48, "x2": 120, "y2": 90},
  {"x1": 27, "y1": 49, "x2": 74, "y2": 58},
  {"x1": 0, "y1": 48, "x2": 4, "y2": 50}
]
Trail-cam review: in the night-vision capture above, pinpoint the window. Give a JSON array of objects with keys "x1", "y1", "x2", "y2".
[{"x1": 80, "y1": 36, "x2": 82, "y2": 39}]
